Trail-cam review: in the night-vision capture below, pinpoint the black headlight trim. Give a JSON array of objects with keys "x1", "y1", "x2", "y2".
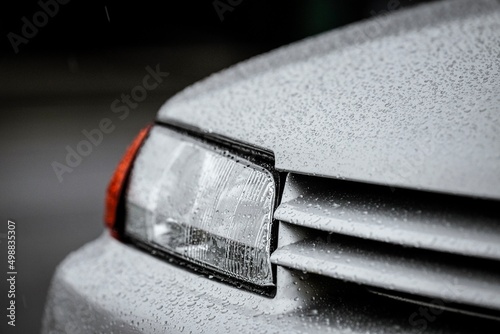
[{"x1": 120, "y1": 120, "x2": 285, "y2": 297}]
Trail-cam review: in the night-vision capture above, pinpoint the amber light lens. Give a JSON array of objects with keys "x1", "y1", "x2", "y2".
[{"x1": 105, "y1": 124, "x2": 152, "y2": 237}]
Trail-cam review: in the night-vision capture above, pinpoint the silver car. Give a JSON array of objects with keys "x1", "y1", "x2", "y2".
[{"x1": 43, "y1": 0, "x2": 500, "y2": 333}]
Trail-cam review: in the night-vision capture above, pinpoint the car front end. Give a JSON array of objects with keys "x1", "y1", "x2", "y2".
[{"x1": 43, "y1": 0, "x2": 500, "y2": 333}]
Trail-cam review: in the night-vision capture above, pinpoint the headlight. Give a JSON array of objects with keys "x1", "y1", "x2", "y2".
[{"x1": 118, "y1": 125, "x2": 277, "y2": 289}]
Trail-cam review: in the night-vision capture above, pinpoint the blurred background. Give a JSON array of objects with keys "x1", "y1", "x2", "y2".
[{"x1": 0, "y1": 0, "x2": 434, "y2": 332}]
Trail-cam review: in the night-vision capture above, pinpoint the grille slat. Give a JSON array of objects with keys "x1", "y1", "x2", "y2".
[
  {"x1": 271, "y1": 237, "x2": 500, "y2": 312},
  {"x1": 273, "y1": 173, "x2": 500, "y2": 314},
  {"x1": 275, "y1": 174, "x2": 500, "y2": 261}
]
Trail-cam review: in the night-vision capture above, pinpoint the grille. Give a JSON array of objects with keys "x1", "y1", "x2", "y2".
[{"x1": 271, "y1": 173, "x2": 500, "y2": 318}]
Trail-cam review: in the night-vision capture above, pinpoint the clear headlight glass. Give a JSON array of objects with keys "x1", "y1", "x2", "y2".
[{"x1": 125, "y1": 126, "x2": 276, "y2": 287}]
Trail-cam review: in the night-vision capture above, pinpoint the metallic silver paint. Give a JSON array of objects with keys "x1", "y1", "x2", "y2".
[
  {"x1": 158, "y1": 0, "x2": 500, "y2": 200},
  {"x1": 275, "y1": 173, "x2": 500, "y2": 261},
  {"x1": 43, "y1": 234, "x2": 498, "y2": 333},
  {"x1": 44, "y1": 1, "x2": 500, "y2": 332},
  {"x1": 271, "y1": 237, "x2": 500, "y2": 312}
]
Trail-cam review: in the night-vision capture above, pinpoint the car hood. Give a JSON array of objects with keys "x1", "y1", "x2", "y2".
[{"x1": 157, "y1": 0, "x2": 500, "y2": 201}]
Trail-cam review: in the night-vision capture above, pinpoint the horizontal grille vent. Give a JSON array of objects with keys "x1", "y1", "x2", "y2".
[
  {"x1": 273, "y1": 174, "x2": 500, "y2": 315},
  {"x1": 271, "y1": 236, "x2": 500, "y2": 311}
]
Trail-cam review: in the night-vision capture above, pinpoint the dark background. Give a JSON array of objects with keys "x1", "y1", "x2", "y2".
[{"x1": 0, "y1": 1, "x2": 433, "y2": 333}]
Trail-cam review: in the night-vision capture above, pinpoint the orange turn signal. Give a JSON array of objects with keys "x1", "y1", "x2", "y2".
[{"x1": 105, "y1": 124, "x2": 152, "y2": 238}]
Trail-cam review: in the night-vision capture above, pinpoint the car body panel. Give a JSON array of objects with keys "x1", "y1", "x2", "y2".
[
  {"x1": 158, "y1": 0, "x2": 500, "y2": 200},
  {"x1": 42, "y1": 234, "x2": 499, "y2": 333},
  {"x1": 40, "y1": 234, "x2": 398, "y2": 334}
]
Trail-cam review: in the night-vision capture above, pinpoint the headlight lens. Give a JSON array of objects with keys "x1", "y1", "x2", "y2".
[{"x1": 124, "y1": 126, "x2": 276, "y2": 287}]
